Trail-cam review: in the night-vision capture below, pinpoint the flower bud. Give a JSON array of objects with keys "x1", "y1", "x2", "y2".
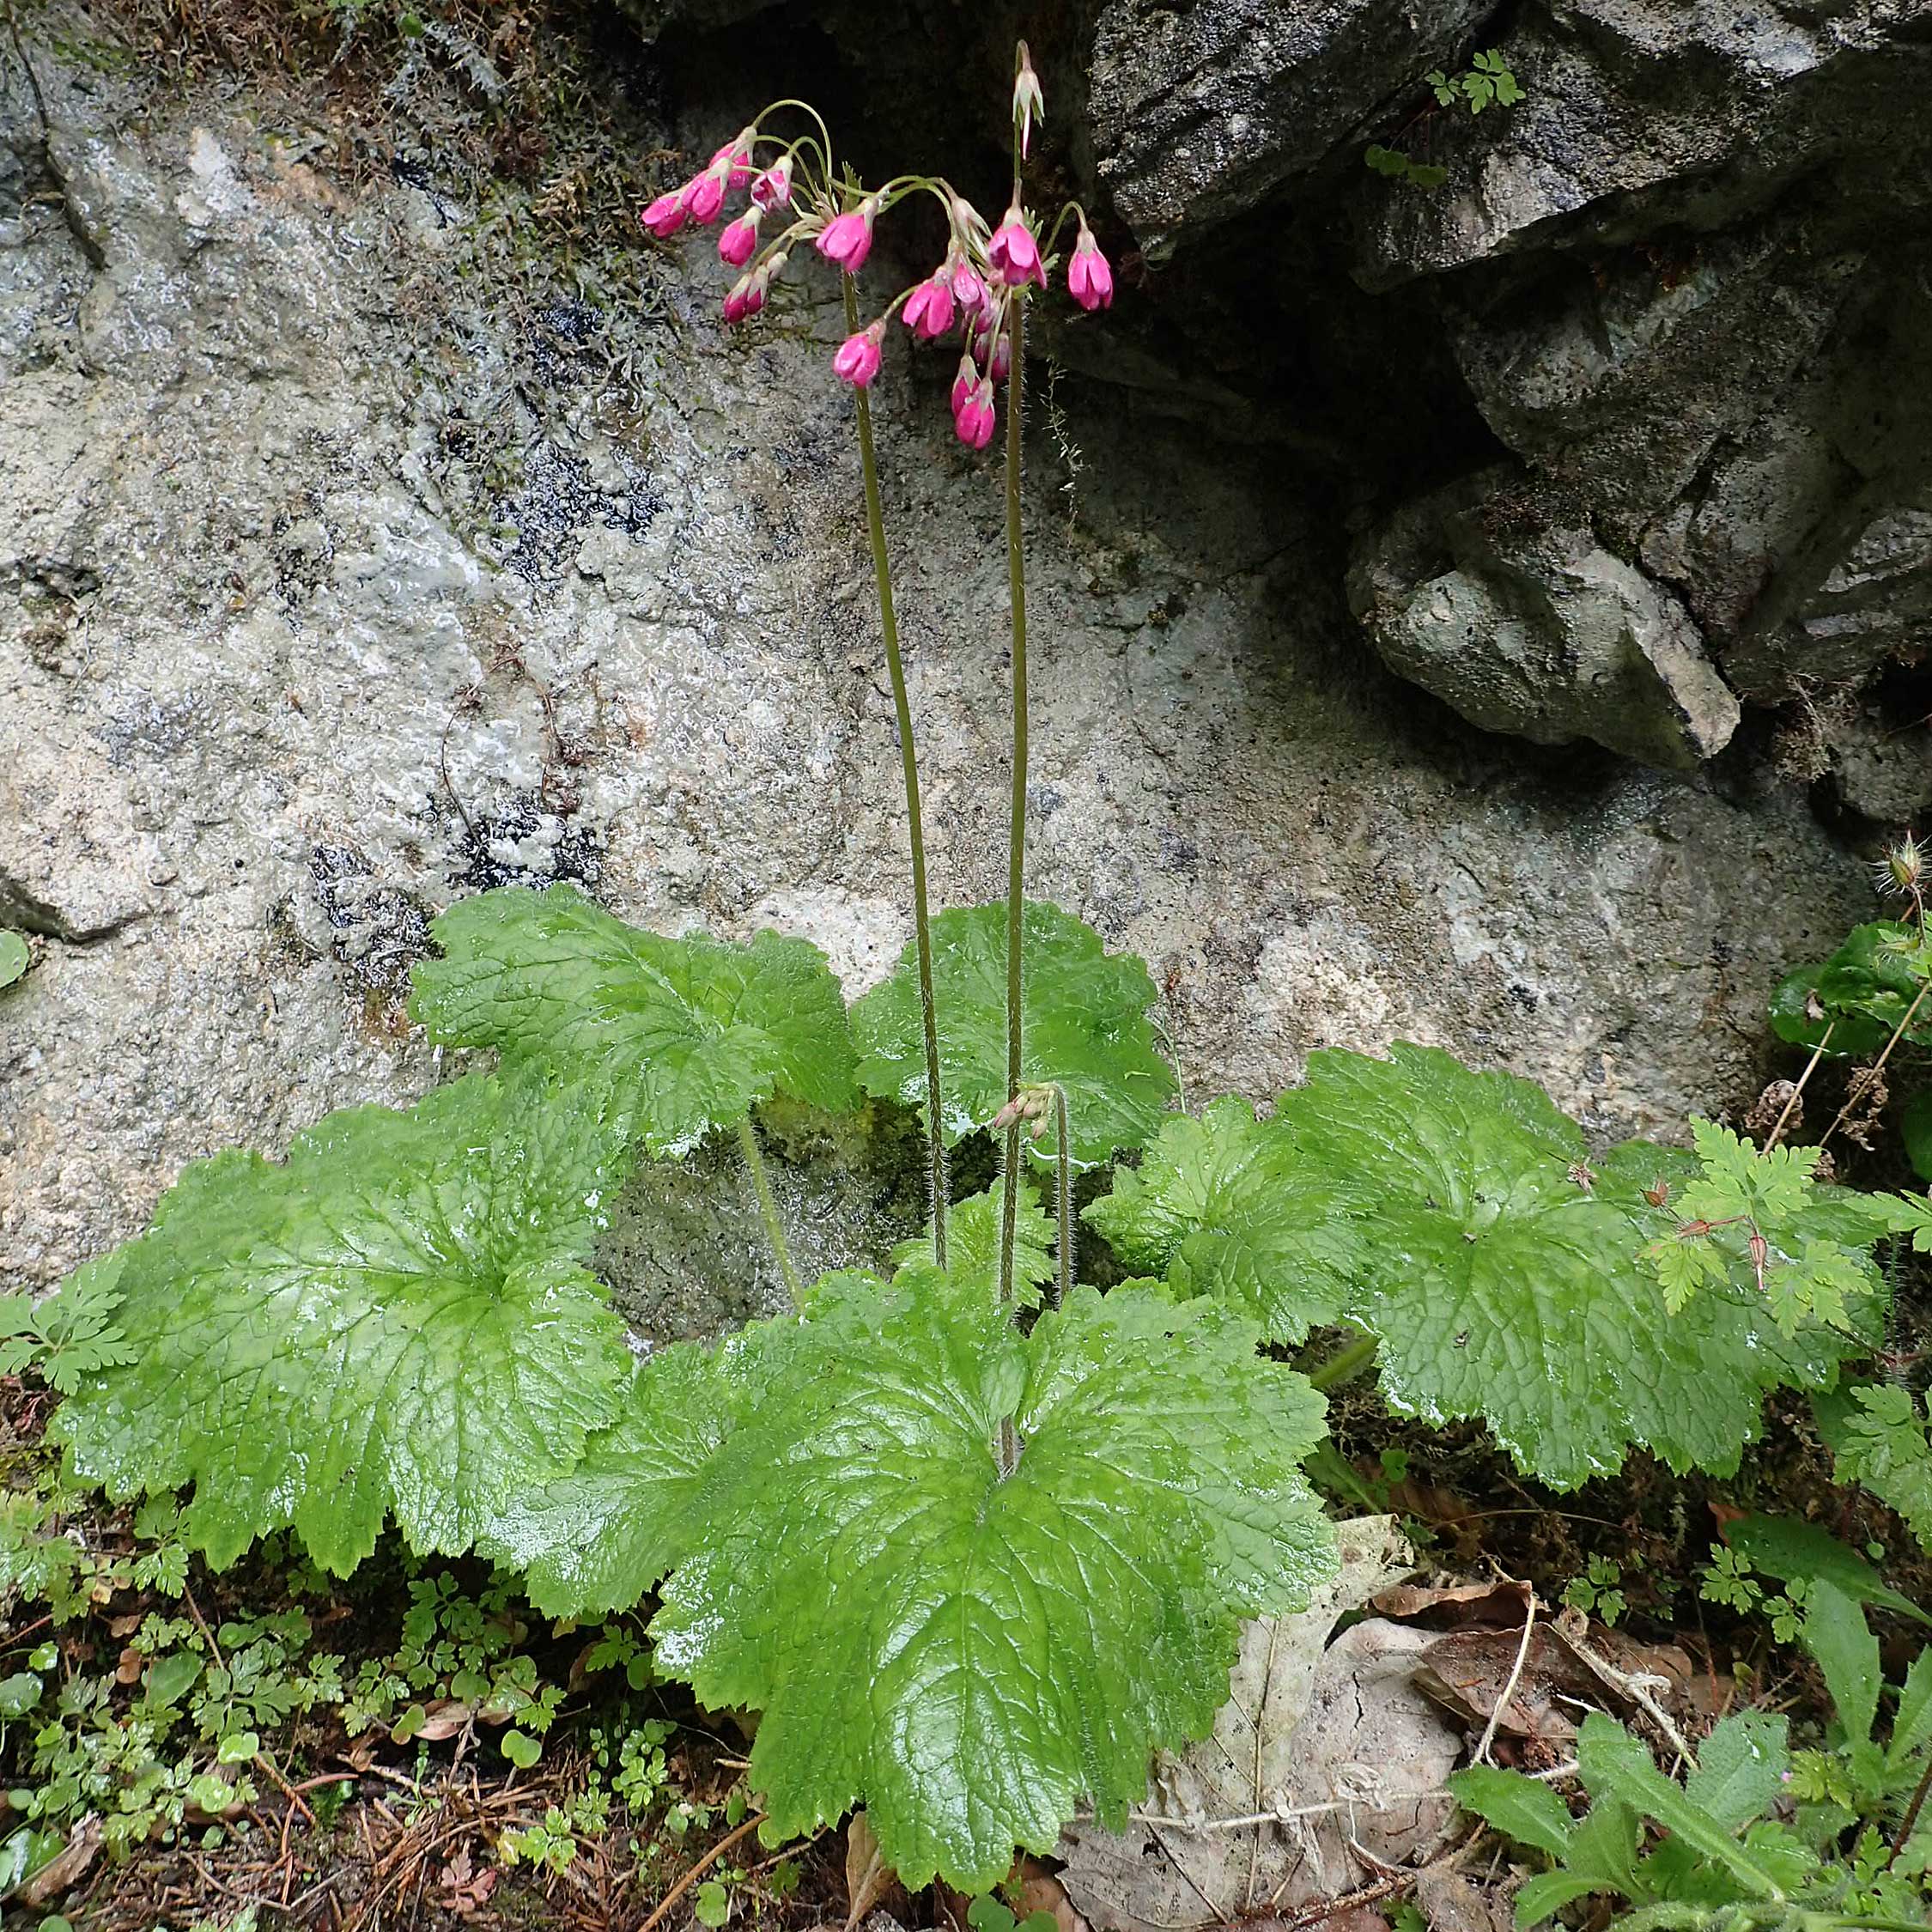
[
  {"x1": 833, "y1": 319, "x2": 885, "y2": 387},
  {"x1": 718, "y1": 209, "x2": 762, "y2": 267},
  {"x1": 951, "y1": 352, "x2": 976, "y2": 417},
  {"x1": 816, "y1": 198, "x2": 878, "y2": 274},
  {"x1": 955, "y1": 378, "x2": 998, "y2": 450},
  {"x1": 640, "y1": 188, "x2": 689, "y2": 239},
  {"x1": 714, "y1": 132, "x2": 756, "y2": 191},
  {"x1": 1067, "y1": 224, "x2": 1114, "y2": 311},
  {"x1": 902, "y1": 271, "x2": 956, "y2": 342},
  {"x1": 987, "y1": 205, "x2": 1044, "y2": 288},
  {"x1": 685, "y1": 167, "x2": 726, "y2": 225},
  {"x1": 951, "y1": 260, "x2": 987, "y2": 314},
  {"x1": 1012, "y1": 41, "x2": 1045, "y2": 159}
]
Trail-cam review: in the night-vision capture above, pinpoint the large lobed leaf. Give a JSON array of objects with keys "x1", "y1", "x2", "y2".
[
  {"x1": 410, "y1": 884, "x2": 858, "y2": 1157},
  {"x1": 491, "y1": 1269, "x2": 1336, "y2": 1891},
  {"x1": 1083, "y1": 1097, "x2": 1355, "y2": 1343},
  {"x1": 56, "y1": 1069, "x2": 637, "y2": 1573},
  {"x1": 851, "y1": 901, "x2": 1175, "y2": 1169},
  {"x1": 1094, "y1": 1045, "x2": 1883, "y2": 1491}
]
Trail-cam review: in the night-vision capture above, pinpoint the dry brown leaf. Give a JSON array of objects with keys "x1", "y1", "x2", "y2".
[
  {"x1": 1370, "y1": 1577, "x2": 1535, "y2": 1627},
  {"x1": 1060, "y1": 1518, "x2": 1453, "y2": 1930},
  {"x1": 1413, "y1": 1868, "x2": 1510, "y2": 1932},
  {"x1": 411, "y1": 1698, "x2": 478, "y2": 1742},
  {"x1": 107, "y1": 1613, "x2": 142, "y2": 1638},
  {"x1": 437, "y1": 1846, "x2": 500, "y2": 1918},
  {"x1": 114, "y1": 1645, "x2": 143, "y2": 1686},
  {"x1": 1015, "y1": 1866, "x2": 1087, "y2": 1932},
  {"x1": 844, "y1": 1809, "x2": 895, "y2": 1931},
  {"x1": 18, "y1": 1816, "x2": 103, "y2": 1908}
]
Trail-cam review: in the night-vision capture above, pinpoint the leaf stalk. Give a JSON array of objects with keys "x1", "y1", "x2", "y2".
[{"x1": 738, "y1": 1115, "x2": 802, "y2": 1306}]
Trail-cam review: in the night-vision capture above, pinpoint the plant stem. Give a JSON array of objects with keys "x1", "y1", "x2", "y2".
[
  {"x1": 1763, "y1": 1021, "x2": 1833, "y2": 1151},
  {"x1": 1308, "y1": 1331, "x2": 1379, "y2": 1393},
  {"x1": 1820, "y1": 981, "x2": 1929, "y2": 1152},
  {"x1": 1886, "y1": 1748, "x2": 1932, "y2": 1870},
  {"x1": 997, "y1": 288, "x2": 1030, "y2": 1310},
  {"x1": 738, "y1": 1115, "x2": 801, "y2": 1306},
  {"x1": 843, "y1": 276, "x2": 948, "y2": 1268},
  {"x1": 1054, "y1": 1084, "x2": 1072, "y2": 1308}
]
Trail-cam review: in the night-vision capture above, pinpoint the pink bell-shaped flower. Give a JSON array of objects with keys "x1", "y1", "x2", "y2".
[
  {"x1": 816, "y1": 200, "x2": 877, "y2": 274},
  {"x1": 719, "y1": 210, "x2": 762, "y2": 267},
  {"x1": 641, "y1": 189, "x2": 688, "y2": 239},
  {"x1": 902, "y1": 272, "x2": 956, "y2": 342},
  {"x1": 834, "y1": 319, "x2": 885, "y2": 387},
  {"x1": 1067, "y1": 226, "x2": 1114, "y2": 310},
  {"x1": 987, "y1": 206, "x2": 1043, "y2": 288},
  {"x1": 954, "y1": 377, "x2": 997, "y2": 449},
  {"x1": 751, "y1": 155, "x2": 793, "y2": 210}
]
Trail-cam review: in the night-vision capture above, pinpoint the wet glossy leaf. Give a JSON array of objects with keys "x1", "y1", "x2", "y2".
[
  {"x1": 0, "y1": 931, "x2": 27, "y2": 989},
  {"x1": 649, "y1": 1276, "x2": 1335, "y2": 1891},
  {"x1": 1769, "y1": 921, "x2": 1932, "y2": 1058},
  {"x1": 892, "y1": 1182, "x2": 1055, "y2": 1309},
  {"x1": 1083, "y1": 1097, "x2": 1354, "y2": 1343},
  {"x1": 1832, "y1": 1384, "x2": 1932, "y2": 1551},
  {"x1": 55, "y1": 1069, "x2": 635, "y2": 1573},
  {"x1": 851, "y1": 901, "x2": 1174, "y2": 1170},
  {"x1": 1271, "y1": 1047, "x2": 1879, "y2": 1489},
  {"x1": 410, "y1": 884, "x2": 859, "y2": 1157}
]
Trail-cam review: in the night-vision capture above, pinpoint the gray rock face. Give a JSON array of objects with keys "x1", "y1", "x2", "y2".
[
  {"x1": 0, "y1": 31, "x2": 1881, "y2": 1298},
  {"x1": 1348, "y1": 471, "x2": 1741, "y2": 768},
  {"x1": 1072, "y1": 0, "x2": 1932, "y2": 744},
  {"x1": 1088, "y1": 0, "x2": 1489, "y2": 260}
]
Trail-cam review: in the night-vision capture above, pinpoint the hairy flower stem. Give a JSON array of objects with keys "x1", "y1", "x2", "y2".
[
  {"x1": 997, "y1": 289, "x2": 1030, "y2": 1315},
  {"x1": 1763, "y1": 1019, "x2": 1834, "y2": 1152},
  {"x1": 843, "y1": 277, "x2": 948, "y2": 1267},
  {"x1": 1821, "y1": 979, "x2": 1929, "y2": 1152},
  {"x1": 738, "y1": 1116, "x2": 802, "y2": 1306},
  {"x1": 1307, "y1": 1332, "x2": 1379, "y2": 1394},
  {"x1": 1054, "y1": 1085, "x2": 1073, "y2": 1308}
]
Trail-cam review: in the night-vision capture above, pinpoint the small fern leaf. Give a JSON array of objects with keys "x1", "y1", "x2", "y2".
[{"x1": 410, "y1": 884, "x2": 859, "y2": 1157}]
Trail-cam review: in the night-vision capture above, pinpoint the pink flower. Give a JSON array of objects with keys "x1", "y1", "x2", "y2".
[
  {"x1": 723, "y1": 272, "x2": 763, "y2": 325},
  {"x1": 834, "y1": 319, "x2": 885, "y2": 387},
  {"x1": 951, "y1": 261, "x2": 987, "y2": 313},
  {"x1": 1068, "y1": 228, "x2": 1114, "y2": 310},
  {"x1": 751, "y1": 155, "x2": 793, "y2": 210},
  {"x1": 816, "y1": 200, "x2": 877, "y2": 274},
  {"x1": 686, "y1": 166, "x2": 726, "y2": 225},
  {"x1": 641, "y1": 189, "x2": 688, "y2": 239},
  {"x1": 955, "y1": 377, "x2": 996, "y2": 449},
  {"x1": 902, "y1": 272, "x2": 956, "y2": 341},
  {"x1": 719, "y1": 210, "x2": 762, "y2": 267},
  {"x1": 951, "y1": 352, "x2": 976, "y2": 416},
  {"x1": 987, "y1": 331, "x2": 1012, "y2": 382},
  {"x1": 713, "y1": 136, "x2": 756, "y2": 191},
  {"x1": 987, "y1": 207, "x2": 1043, "y2": 287}
]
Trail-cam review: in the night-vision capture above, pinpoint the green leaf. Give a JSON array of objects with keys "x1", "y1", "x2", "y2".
[
  {"x1": 1889, "y1": 1647, "x2": 1932, "y2": 1770},
  {"x1": 1364, "y1": 144, "x2": 1408, "y2": 176},
  {"x1": 217, "y1": 1730, "x2": 259, "y2": 1764},
  {"x1": 410, "y1": 884, "x2": 858, "y2": 1157},
  {"x1": 1769, "y1": 922, "x2": 1932, "y2": 1057},
  {"x1": 1833, "y1": 1383, "x2": 1932, "y2": 1551},
  {"x1": 0, "y1": 1674, "x2": 41, "y2": 1721},
  {"x1": 1082, "y1": 1098, "x2": 1354, "y2": 1343},
  {"x1": 851, "y1": 901, "x2": 1175, "y2": 1170},
  {"x1": 1447, "y1": 1764, "x2": 1572, "y2": 1857},
  {"x1": 1679, "y1": 1119, "x2": 1817, "y2": 1224},
  {"x1": 1722, "y1": 1513, "x2": 1929, "y2": 1627},
  {"x1": 0, "y1": 931, "x2": 27, "y2": 990},
  {"x1": 1406, "y1": 163, "x2": 1449, "y2": 190},
  {"x1": 56, "y1": 1068, "x2": 636, "y2": 1574},
  {"x1": 893, "y1": 1182, "x2": 1055, "y2": 1309},
  {"x1": 694, "y1": 1880, "x2": 731, "y2": 1927},
  {"x1": 1804, "y1": 1579, "x2": 1882, "y2": 1757},
  {"x1": 502, "y1": 1729, "x2": 542, "y2": 1769},
  {"x1": 477, "y1": 1319, "x2": 810, "y2": 1618},
  {"x1": 1685, "y1": 1710, "x2": 1789, "y2": 1829},
  {"x1": 145, "y1": 1651, "x2": 204, "y2": 1710},
  {"x1": 1577, "y1": 1712, "x2": 1781, "y2": 1899},
  {"x1": 1513, "y1": 1796, "x2": 1641, "y2": 1926},
  {"x1": 1271, "y1": 1047, "x2": 1870, "y2": 1489},
  {"x1": 648, "y1": 1278, "x2": 1336, "y2": 1891},
  {"x1": 1904, "y1": 1090, "x2": 1932, "y2": 1183}
]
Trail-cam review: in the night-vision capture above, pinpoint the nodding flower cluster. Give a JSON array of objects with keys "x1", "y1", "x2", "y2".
[{"x1": 635, "y1": 45, "x2": 1112, "y2": 451}]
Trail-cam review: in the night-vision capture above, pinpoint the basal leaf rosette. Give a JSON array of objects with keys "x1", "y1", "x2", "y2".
[
  {"x1": 56, "y1": 1069, "x2": 637, "y2": 1574},
  {"x1": 1083, "y1": 1097, "x2": 1357, "y2": 1343},
  {"x1": 851, "y1": 900, "x2": 1175, "y2": 1169},
  {"x1": 1280, "y1": 1046, "x2": 1880, "y2": 1488},
  {"x1": 521, "y1": 1271, "x2": 1334, "y2": 1890},
  {"x1": 410, "y1": 884, "x2": 860, "y2": 1157}
]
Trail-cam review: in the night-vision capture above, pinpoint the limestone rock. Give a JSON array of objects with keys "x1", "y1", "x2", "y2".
[
  {"x1": 1348, "y1": 470, "x2": 1741, "y2": 769},
  {"x1": 1089, "y1": 0, "x2": 1490, "y2": 259}
]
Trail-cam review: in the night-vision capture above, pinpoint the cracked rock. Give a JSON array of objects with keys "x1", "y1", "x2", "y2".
[{"x1": 1348, "y1": 468, "x2": 1741, "y2": 769}]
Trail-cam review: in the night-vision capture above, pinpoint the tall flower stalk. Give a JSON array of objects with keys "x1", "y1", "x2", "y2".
[{"x1": 637, "y1": 46, "x2": 1112, "y2": 1318}]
